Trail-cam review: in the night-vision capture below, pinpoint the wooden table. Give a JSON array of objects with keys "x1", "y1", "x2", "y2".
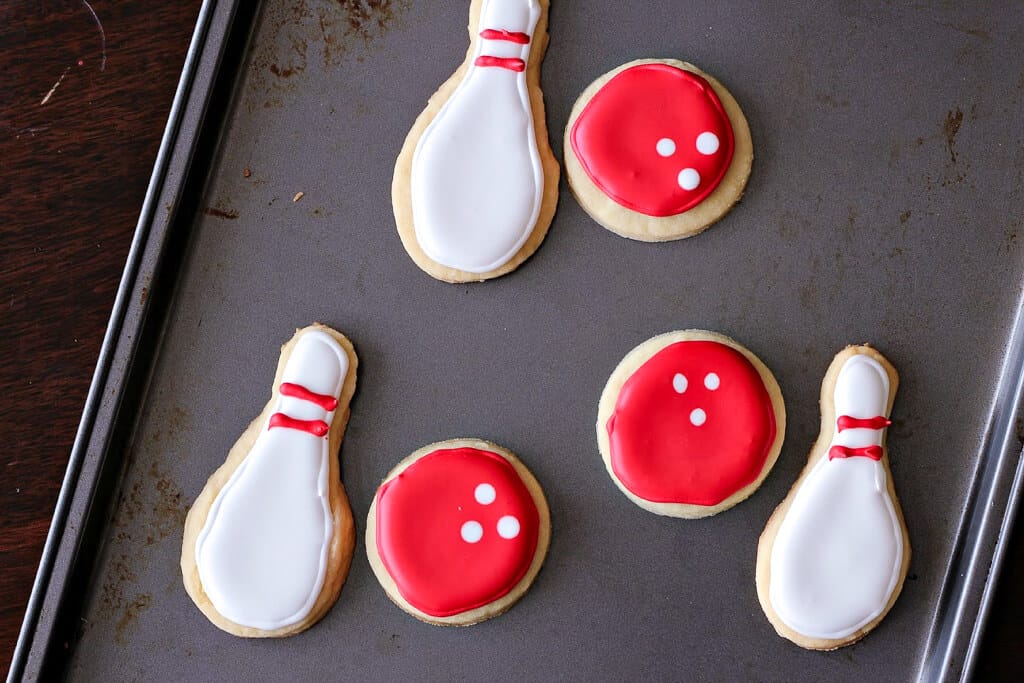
[{"x1": 0, "y1": 1, "x2": 1021, "y2": 679}]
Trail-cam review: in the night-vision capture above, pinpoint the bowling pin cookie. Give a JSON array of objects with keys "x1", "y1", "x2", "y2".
[
  {"x1": 366, "y1": 439, "x2": 550, "y2": 625},
  {"x1": 597, "y1": 330, "x2": 785, "y2": 518},
  {"x1": 565, "y1": 59, "x2": 753, "y2": 242},
  {"x1": 392, "y1": 0, "x2": 560, "y2": 282},
  {"x1": 756, "y1": 346, "x2": 910, "y2": 650},
  {"x1": 181, "y1": 324, "x2": 358, "y2": 637}
]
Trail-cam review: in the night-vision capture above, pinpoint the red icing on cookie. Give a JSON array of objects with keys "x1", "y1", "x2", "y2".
[
  {"x1": 607, "y1": 340, "x2": 776, "y2": 506},
  {"x1": 279, "y1": 382, "x2": 339, "y2": 411},
  {"x1": 375, "y1": 447, "x2": 540, "y2": 617},
  {"x1": 570, "y1": 63, "x2": 735, "y2": 217},
  {"x1": 829, "y1": 445, "x2": 883, "y2": 461},
  {"x1": 479, "y1": 29, "x2": 530, "y2": 44},
  {"x1": 268, "y1": 413, "x2": 329, "y2": 437},
  {"x1": 836, "y1": 415, "x2": 891, "y2": 432},
  {"x1": 475, "y1": 56, "x2": 526, "y2": 72}
]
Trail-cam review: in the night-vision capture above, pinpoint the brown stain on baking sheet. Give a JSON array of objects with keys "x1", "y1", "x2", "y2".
[
  {"x1": 201, "y1": 206, "x2": 240, "y2": 220},
  {"x1": 99, "y1": 553, "x2": 152, "y2": 645},
  {"x1": 336, "y1": 0, "x2": 401, "y2": 36},
  {"x1": 114, "y1": 594, "x2": 152, "y2": 644},
  {"x1": 111, "y1": 454, "x2": 188, "y2": 545},
  {"x1": 922, "y1": 106, "x2": 978, "y2": 190},
  {"x1": 936, "y1": 21, "x2": 991, "y2": 42},
  {"x1": 814, "y1": 92, "x2": 849, "y2": 109},
  {"x1": 943, "y1": 107, "x2": 964, "y2": 164},
  {"x1": 147, "y1": 462, "x2": 188, "y2": 545},
  {"x1": 99, "y1": 553, "x2": 136, "y2": 615},
  {"x1": 1006, "y1": 222, "x2": 1021, "y2": 254},
  {"x1": 247, "y1": 0, "x2": 410, "y2": 109},
  {"x1": 269, "y1": 63, "x2": 302, "y2": 78},
  {"x1": 98, "y1": 455, "x2": 188, "y2": 644}
]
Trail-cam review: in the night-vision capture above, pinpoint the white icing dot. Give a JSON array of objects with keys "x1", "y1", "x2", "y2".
[
  {"x1": 704, "y1": 373, "x2": 721, "y2": 390},
  {"x1": 696, "y1": 131, "x2": 720, "y2": 155},
  {"x1": 474, "y1": 483, "x2": 496, "y2": 505},
  {"x1": 678, "y1": 168, "x2": 700, "y2": 191},
  {"x1": 656, "y1": 137, "x2": 676, "y2": 157},
  {"x1": 461, "y1": 520, "x2": 483, "y2": 543},
  {"x1": 672, "y1": 373, "x2": 688, "y2": 394},
  {"x1": 690, "y1": 408, "x2": 707, "y2": 426},
  {"x1": 497, "y1": 515, "x2": 521, "y2": 539}
]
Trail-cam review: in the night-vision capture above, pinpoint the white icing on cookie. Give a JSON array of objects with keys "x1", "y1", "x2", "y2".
[
  {"x1": 461, "y1": 520, "x2": 484, "y2": 543},
  {"x1": 696, "y1": 131, "x2": 720, "y2": 155},
  {"x1": 677, "y1": 168, "x2": 700, "y2": 191},
  {"x1": 768, "y1": 355, "x2": 903, "y2": 640},
  {"x1": 497, "y1": 515, "x2": 521, "y2": 539},
  {"x1": 194, "y1": 330, "x2": 347, "y2": 630},
  {"x1": 475, "y1": 482, "x2": 497, "y2": 505},
  {"x1": 410, "y1": 0, "x2": 544, "y2": 273},
  {"x1": 672, "y1": 372, "x2": 688, "y2": 394}
]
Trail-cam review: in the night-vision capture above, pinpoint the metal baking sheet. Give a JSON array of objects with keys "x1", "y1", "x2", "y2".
[{"x1": 15, "y1": 0, "x2": 1024, "y2": 680}]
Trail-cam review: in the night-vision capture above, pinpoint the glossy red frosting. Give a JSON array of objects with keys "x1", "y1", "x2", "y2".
[
  {"x1": 607, "y1": 340, "x2": 776, "y2": 506},
  {"x1": 375, "y1": 447, "x2": 540, "y2": 617},
  {"x1": 571, "y1": 63, "x2": 735, "y2": 216}
]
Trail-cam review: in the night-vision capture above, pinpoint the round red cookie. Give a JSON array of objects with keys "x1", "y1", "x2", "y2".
[
  {"x1": 366, "y1": 439, "x2": 550, "y2": 625},
  {"x1": 565, "y1": 59, "x2": 753, "y2": 242},
  {"x1": 596, "y1": 331, "x2": 786, "y2": 518}
]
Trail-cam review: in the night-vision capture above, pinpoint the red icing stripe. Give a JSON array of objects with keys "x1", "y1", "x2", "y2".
[
  {"x1": 279, "y1": 382, "x2": 338, "y2": 411},
  {"x1": 375, "y1": 447, "x2": 540, "y2": 617},
  {"x1": 606, "y1": 340, "x2": 777, "y2": 506},
  {"x1": 269, "y1": 413, "x2": 329, "y2": 437},
  {"x1": 480, "y1": 28, "x2": 530, "y2": 44},
  {"x1": 836, "y1": 415, "x2": 891, "y2": 432},
  {"x1": 475, "y1": 56, "x2": 526, "y2": 72},
  {"x1": 829, "y1": 445, "x2": 883, "y2": 461}
]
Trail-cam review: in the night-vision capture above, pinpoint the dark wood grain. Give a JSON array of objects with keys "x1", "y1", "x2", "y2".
[
  {"x1": 0, "y1": 1, "x2": 1021, "y2": 680},
  {"x1": 0, "y1": 0, "x2": 202, "y2": 674}
]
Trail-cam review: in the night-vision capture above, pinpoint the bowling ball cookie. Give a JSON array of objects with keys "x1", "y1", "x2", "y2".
[
  {"x1": 597, "y1": 330, "x2": 785, "y2": 518},
  {"x1": 366, "y1": 438, "x2": 550, "y2": 625},
  {"x1": 565, "y1": 59, "x2": 753, "y2": 241}
]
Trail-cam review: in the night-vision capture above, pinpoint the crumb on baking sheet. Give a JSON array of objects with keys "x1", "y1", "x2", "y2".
[
  {"x1": 243, "y1": 167, "x2": 251, "y2": 177},
  {"x1": 293, "y1": 191, "x2": 305, "y2": 202}
]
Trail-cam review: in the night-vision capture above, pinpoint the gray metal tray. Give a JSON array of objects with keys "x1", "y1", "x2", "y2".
[{"x1": 13, "y1": 0, "x2": 1024, "y2": 680}]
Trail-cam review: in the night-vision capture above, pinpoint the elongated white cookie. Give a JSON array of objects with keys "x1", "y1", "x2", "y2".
[
  {"x1": 756, "y1": 345, "x2": 911, "y2": 650},
  {"x1": 181, "y1": 324, "x2": 358, "y2": 637},
  {"x1": 392, "y1": 0, "x2": 560, "y2": 282}
]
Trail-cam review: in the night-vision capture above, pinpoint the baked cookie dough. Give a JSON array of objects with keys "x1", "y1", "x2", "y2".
[
  {"x1": 392, "y1": 0, "x2": 560, "y2": 282},
  {"x1": 756, "y1": 345, "x2": 910, "y2": 650},
  {"x1": 597, "y1": 330, "x2": 785, "y2": 518},
  {"x1": 565, "y1": 59, "x2": 753, "y2": 241},
  {"x1": 367, "y1": 438, "x2": 550, "y2": 625},
  {"x1": 181, "y1": 324, "x2": 358, "y2": 637}
]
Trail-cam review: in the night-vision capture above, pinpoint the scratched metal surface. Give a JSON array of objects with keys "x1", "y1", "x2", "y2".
[{"x1": 64, "y1": 0, "x2": 1024, "y2": 680}]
